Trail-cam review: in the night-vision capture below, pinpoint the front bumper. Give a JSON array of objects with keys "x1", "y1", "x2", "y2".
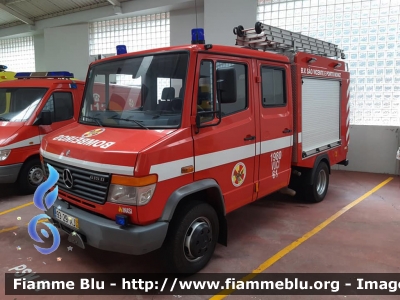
[
  {"x1": 0, "y1": 163, "x2": 22, "y2": 183},
  {"x1": 46, "y1": 198, "x2": 169, "y2": 255}
]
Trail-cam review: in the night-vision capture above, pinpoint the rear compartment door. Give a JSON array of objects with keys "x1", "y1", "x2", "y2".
[
  {"x1": 301, "y1": 78, "x2": 341, "y2": 156},
  {"x1": 256, "y1": 60, "x2": 293, "y2": 198}
]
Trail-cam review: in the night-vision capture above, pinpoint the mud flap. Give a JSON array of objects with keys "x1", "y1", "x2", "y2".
[{"x1": 68, "y1": 232, "x2": 85, "y2": 249}]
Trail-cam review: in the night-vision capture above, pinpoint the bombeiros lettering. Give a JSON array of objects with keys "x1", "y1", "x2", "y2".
[{"x1": 53, "y1": 135, "x2": 115, "y2": 149}]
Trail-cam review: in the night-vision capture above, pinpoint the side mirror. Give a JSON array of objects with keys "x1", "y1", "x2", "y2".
[
  {"x1": 216, "y1": 68, "x2": 237, "y2": 104},
  {"x1": 195, "y1": 109, "x2": 222, "y2": 131},
  {"x1": 35, "y1": 110, "x2": 53, "y2": 125}
]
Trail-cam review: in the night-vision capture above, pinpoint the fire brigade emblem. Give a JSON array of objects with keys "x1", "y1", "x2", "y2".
[
  {"x1": 231, "y1": 162, "x2": 246, "y2": 187},
  {"x1": 82, "y1": 128, "x2": 105, "y2": 138},
  {"x1": 93, "y1": 93, "x2": 100, "y2": 102}
]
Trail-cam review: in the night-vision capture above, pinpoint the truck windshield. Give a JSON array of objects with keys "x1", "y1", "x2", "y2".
[
  {"x1": 80, "y1": 52, "x2": 189, "y2": 129},
  {"x1": 0, "y1": 88, "x2": 48, "y2": 122}
]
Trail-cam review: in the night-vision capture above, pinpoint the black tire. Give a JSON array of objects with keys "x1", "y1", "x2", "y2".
[
  {"x1": 255, "y1": 21, "x2": 263, "y2": 34},
  {"x1": 304, "y1": 161, "x2": 329, "y2": 203},
  {"x1": 17, "y1": 158, "x2": 44, "y2": 195},
  {"x1": 236, "y1": 25, "x2": 245, "y2": 37},
  {"x1": 162, "y1": 200, "x2": 219, "y2": 274}
]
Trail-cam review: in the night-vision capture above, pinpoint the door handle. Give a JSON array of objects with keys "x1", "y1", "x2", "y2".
[
  {"x1": 244, "y1": 135, "x2": 256, "y2": 141},
  {"x1": 282, "y1": 128, "x2": 292, "y2": 134}
]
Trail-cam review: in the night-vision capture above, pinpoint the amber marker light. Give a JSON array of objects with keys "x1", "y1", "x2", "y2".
[
  {"x1": 111, "y1": 174, "x2": 158, "y2": 187},
  {"x1": 181, "y1": 165, "x2": 194, "y2": 174}
]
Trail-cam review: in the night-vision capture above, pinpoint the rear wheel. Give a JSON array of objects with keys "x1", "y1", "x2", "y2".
[
  {"x1": 17, "y1": 158, "x2": 44, "y2": 195},
  {"x1": 162, "y1": 200, "x2": 219, "y2": 274},
  {"x1": 304, "y1": 161, "x2": 329, "y2": 203}
]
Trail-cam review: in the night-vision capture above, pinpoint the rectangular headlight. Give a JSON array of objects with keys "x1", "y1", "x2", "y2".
[
  {"x1": 107, "y1": 183, "x2": 156, "y2": 206},
  {"x1": 107, "y1": 174, "x2": 158, "y2": 206},
  {"x1": 0, "y1": 149, "x2": 11, "y2": 161}
]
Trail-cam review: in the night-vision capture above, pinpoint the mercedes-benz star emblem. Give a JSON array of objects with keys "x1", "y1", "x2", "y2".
[{"x1": 63, "y1": 169, "x2": 73, "y2": 189}]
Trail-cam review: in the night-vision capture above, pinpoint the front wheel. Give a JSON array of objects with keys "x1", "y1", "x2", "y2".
[
  {"x1": 162, "y1": 200, "x2": 219, "y2": 274},
  {"x1": 17, "y1": 158, "x2": 44, "y2": 195},
  {"x1": 304, "y1": 161, "x2": 330, "y2": 203}
]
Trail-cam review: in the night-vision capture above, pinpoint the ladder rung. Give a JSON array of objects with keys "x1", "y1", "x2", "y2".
[{"x1": 233, "y1": 22, "x2": 345, "y2": 59}]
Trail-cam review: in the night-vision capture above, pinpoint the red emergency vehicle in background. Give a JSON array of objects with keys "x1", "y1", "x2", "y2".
[
  {"x1": 0, "y1": 72, "x2": 85, "y2": 194},
  {"x1": 40, "y1": 23, "x2": 350, "y2": 274}
]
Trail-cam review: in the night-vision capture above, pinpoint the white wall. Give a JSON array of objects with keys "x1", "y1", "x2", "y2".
[
  {"x1": 204, "y1": 0, "x2": 257, "y2": 46},
  {"x1": 43, "y1": 24, "x2": 90, "y2": 81},
  {"x1": 170, "y1": 7, "x2": 204, "y2": 46},
  {"x1": 333, "y1": 125, "x2": 400, "y2": 175}
]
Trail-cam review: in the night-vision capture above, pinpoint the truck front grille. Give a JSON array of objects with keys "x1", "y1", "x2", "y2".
[{"x1": 43, "y1": 158, "x2": 110, "y2": 204}]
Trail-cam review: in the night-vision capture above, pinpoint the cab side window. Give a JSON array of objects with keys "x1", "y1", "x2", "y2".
[
  {"x1": 197, "y1": 60, "x2": 214, "y2": 123},
  {"x1": 216, "y1": 62, "x2": 248, "y2": 116},
  {"x1": 0, "y1": 91, "x2": 6, "y2": 114},
  {"x1": 42, "y1": 92, "x2": 74, "y2": 122},
  {"x1": 261, "y1": 67, "x2": 286, "y2": 107}
]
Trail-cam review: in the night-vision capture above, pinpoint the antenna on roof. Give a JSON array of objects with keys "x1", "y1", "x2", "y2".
[{"x1": 194, "y1": 0, "x2": 198, "y2": 29}]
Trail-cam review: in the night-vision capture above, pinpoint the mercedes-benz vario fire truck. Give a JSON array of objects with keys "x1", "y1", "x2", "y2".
[{"x1": 40, "y1": 23, "x2": 350, "y2": 274}]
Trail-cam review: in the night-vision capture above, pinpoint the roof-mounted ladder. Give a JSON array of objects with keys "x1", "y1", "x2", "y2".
[{"x1": 233, "y1": 22, "x2": 346, "y2": 59}]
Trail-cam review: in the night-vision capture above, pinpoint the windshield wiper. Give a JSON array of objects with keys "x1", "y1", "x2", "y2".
[
  {"x1": 0, "y1": 117, "x2": 9, "y2": 121},
  {"x1": 110, "y1": 116, "x2": 149, "y2": 130},
  {"x1": 80, "y1": 116, "x2": 103, "y2": 127}
]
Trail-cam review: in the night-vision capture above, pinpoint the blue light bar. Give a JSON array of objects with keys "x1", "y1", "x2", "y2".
[
  {"x1": 15, "y1": 72, "x2": 31, "y2": 78},
  {"x1": 115, "y1": 214, "x2": 128, "y2": 226},
  {"x1": 15, "y1": 71, "x2": 74, "y2": 79},
  {"x1": 116, "y1": 45, "x2": 127, "y2": 55},
  {"x1": 47, "y1": 71, "x2": 74, "y2": 78},
  {"x1": 191, "y1": 28, "x2": 205, "y2": 44}
]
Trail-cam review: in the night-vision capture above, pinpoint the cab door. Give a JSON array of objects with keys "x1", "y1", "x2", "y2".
[
  {"x1": 193, "y1": 55, "x2": 257, "y2": 213},
  {"x1": 256, "y1": 60, "x2": 293, "y2": 198},
  {"x1": 37, "y1": 90, "x2": 77, "y2": 135}
]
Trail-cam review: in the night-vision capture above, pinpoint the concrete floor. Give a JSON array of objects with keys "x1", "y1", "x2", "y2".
[{"x1": 0, "y1": 170, "x2": 399, "y2": 300}]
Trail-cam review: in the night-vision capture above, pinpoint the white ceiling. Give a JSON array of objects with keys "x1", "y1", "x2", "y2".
[{"x1": 0, "y1": 0, "x2": 131, "y2": 28}]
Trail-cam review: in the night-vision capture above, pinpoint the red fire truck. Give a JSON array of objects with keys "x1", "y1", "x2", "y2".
[
  {"x1": 0, "y1": 72, "x2": 85, "y2": 194},
  {"x1": 40, "y1": 23, "x2": 350, "y2": 274}
]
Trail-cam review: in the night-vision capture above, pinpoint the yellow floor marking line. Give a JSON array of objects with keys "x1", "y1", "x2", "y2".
[
  {"x1": 0, "y1": 220, "x2": 45, "y2": 235},
  {"x1": 210, "y1": 177, "x2": 394, "y2": 299},
  {"x1": 0, "y1": 225, "x2": 19, "y2": 234},
  {"x1": 0, "y1": 201, "x2": 33, "y2": 216}
]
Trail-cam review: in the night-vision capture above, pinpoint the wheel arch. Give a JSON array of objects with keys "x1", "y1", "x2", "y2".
[
  {"x1": 17, "y1": 154, "x2": 43, "y2": 194},
  {"x1": 300, "y1": 154, "x2": 331, "y2": 185},
  {"x1": 18, "y1": 154, "x2": 41, "y2": 177},
  {"x1": 311, "y1": 154, "x2": 331, "y2": 179},
  {"x1": 160, "y1": 179, "x2": 228, "y2": 246}
]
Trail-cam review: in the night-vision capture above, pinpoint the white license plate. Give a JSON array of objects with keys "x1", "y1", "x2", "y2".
[{"x1": 54, "y1": 208, "x2": 79, "y2": 230}]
